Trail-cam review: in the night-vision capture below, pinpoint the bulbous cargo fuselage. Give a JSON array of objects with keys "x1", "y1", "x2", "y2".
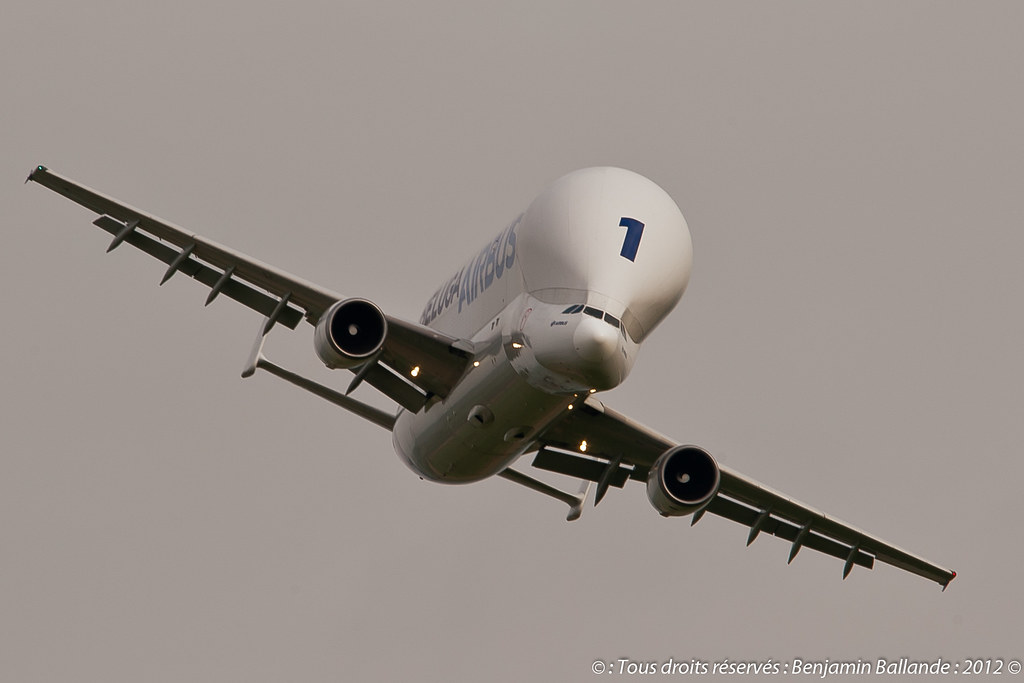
[{"x1": 393, "y1": 168, "x2": 692, "y2": 482}]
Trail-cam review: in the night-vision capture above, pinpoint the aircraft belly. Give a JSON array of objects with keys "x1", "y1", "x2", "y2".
[{"x1": 392, "y1": 354, "x2": 572, "y2": 483}]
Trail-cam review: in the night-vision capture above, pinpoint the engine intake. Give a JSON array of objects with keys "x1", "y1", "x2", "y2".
[
  {"x1": 314, "y1": 298, "x2": 387, "y2": 369},
  {"x1": 646, "y1": 446, "x2": 720, "y2": 516}
]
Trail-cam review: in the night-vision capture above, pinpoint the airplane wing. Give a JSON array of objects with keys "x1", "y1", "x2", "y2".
[
  {"x1": 29, "y1": 166, "x2": 953, "y2": 588},
  {"x1": 534, "y1": 395, "x2": 957, "y2": 589},
  {"x1": 26, "y1": 166, "x2": 473, "y2": 407}
]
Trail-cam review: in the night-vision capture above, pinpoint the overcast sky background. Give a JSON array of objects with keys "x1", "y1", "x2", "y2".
[{"x1": 3, "y1": 2, "x2": 1022, "y2": 681}]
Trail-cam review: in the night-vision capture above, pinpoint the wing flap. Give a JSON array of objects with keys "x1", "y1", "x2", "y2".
[
  {"x1": 93, "y1": 215, "x2": 304, "y2": 328},
  {"x1": 536, "y1": 394, "x2": 955, "y2": 588},
  {"x1": 531, "y1": 447, "x2": 636, "y2": 487},
  {"x1": 704, "y1": 496, "x2": 874, "y2": 570},
  {"x1": 30, "y1": 165, "x2": 478, "y2": 404},
  {"x1": 716, "y1": 467, "x2": 952, "y2": 586},
  {"x1": 379, "y1": 318, "x2": 474, "y2": 398},
  {"x1": 537, "y1": 396, "x2": 673, "y2": 465},
  {"x1": 30, "y1": 166, "x2": 341, "y2": 321}
]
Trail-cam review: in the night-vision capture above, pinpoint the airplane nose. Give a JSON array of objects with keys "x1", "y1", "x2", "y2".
[
  {"x1": 520, "y1": 303, "x2": 633, "y2": 392},
  {"x1": 574, "y1": 315, "x2": 620, "y2": 362}
]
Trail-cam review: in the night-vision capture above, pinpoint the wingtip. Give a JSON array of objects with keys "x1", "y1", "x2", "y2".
[
  {"x1": 26, "y1": 165, "x2": 47, "y2": 184},
  {"x1": 942, "y1": 570, "x2": 957, "y2": 592}
]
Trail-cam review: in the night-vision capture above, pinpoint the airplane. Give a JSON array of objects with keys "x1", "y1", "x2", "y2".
[{"x1": 26, "y1": 165, "x2": 956, "y2": 589}]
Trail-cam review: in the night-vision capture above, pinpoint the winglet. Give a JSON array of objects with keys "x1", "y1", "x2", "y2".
[
  {"x1": 26, "y1": 165, "x2": 48, "y2": 184},
  {"x1": 942, "y1": 570, "x2": 957, "y2": 592}
]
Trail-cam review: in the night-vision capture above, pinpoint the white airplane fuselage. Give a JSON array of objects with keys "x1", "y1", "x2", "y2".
[{"x1": 392, "y1": 167, "x2": 693, "y2": 482}]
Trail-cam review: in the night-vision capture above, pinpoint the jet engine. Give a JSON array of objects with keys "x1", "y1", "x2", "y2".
[
  {"x1": 313, "y1": 298, "x2": 387, "y2": 369},
  {"x1": 646, "y1": 446, "x2": 720, "y2": 516}
]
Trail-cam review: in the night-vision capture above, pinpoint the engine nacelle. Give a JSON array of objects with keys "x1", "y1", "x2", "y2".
[
  {"x1": 646, "y1": 445, "x2": 720, "y2": 517},
  {"x1": 313, "y1": 298, "x2": 387, "y2": 369}
]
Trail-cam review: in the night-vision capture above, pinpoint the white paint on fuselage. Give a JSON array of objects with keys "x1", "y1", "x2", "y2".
[{"x1": 393, "y1": 167, "x2": 693, "y2": 482}]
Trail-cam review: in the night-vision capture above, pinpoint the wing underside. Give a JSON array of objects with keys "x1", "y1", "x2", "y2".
[
  {"x1": 535, "y1": 396, "x2": 955, "y2": 588},
  {"x1": 27, "y1": 165, "x2": 473, "y2": 408}
]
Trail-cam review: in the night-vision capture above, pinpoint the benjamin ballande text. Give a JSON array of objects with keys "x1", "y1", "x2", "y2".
[{"x1": 592, "y1": 657, "x2": 1021, "y2": 677}]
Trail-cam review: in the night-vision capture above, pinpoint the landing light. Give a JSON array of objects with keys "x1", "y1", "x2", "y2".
[
  {"x1": 589, "y1": 389, "x2": 597, "y2": 394},
  {"x1": 579, "y1": 440, "x2": 588, "y2": 452},
  {"x1": 411, "y1": 366, "x2": 420, "y2": 377},
  {"x1": 473, "y1": 361, "x2": 480, "y2": 367},
  {"x1": 511, "y1": 342, "x2": 523, "y2": 349}
]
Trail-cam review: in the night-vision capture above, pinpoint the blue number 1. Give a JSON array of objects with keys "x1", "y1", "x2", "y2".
[{"x1": 619, "y1": 217, "x2": 645, "y2": 262}]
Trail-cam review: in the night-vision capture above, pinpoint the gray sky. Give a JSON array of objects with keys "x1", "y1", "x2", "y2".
[{"x1": 3, "y1": 2, "x2": 1022, "y2": 681}]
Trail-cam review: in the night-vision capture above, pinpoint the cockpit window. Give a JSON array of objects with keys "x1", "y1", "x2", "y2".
[{"x1": 563, "y1": 305, "x2": 625, "y2": 332}]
